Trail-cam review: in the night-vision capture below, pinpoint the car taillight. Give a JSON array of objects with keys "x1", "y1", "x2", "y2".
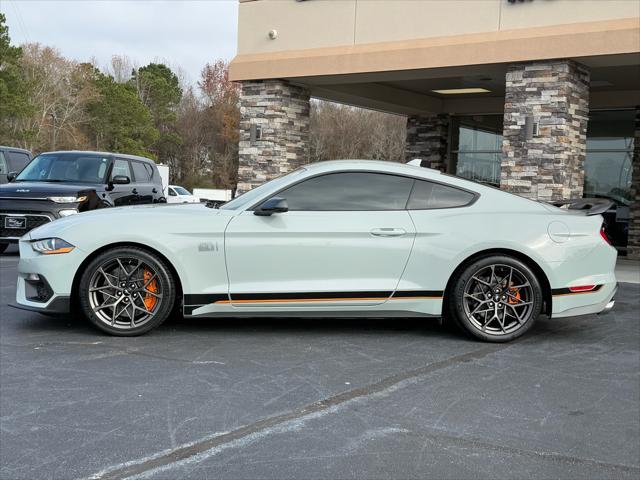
[
  {"x1": 569, "y1": 285, "x2": 596, "y2": 293},
  {"x1": 600, "y1": 226, "x2": 612, "y2": 245}
]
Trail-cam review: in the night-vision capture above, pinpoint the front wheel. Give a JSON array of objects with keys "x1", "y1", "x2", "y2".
[
  {"x1": 78, "y1": 247, "x2": 176, "y2": 336},
  {"x1": 448, "y1": 256, "x2": 543, "y2": 342}
]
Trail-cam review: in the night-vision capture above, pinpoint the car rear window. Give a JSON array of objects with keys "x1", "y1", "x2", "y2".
[{"x1": 407, "y1": 179, "x2": 476, "y2": 210}]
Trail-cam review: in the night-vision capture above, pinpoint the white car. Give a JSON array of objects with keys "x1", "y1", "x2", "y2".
[
  {"x1": 13, "y1": 160, "x2": 617, "y2": 341},
  {"x1": 166, "y1": 185, "x2": 199, "y2": 203}
]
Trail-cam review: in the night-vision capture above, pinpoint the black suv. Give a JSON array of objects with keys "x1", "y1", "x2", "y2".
[
  {"x1": 0, "y1": 146, "x2": 32, "y2": 184},
  {"x1": 0, "y1": 151, "x2": 166, "y2": 253}
]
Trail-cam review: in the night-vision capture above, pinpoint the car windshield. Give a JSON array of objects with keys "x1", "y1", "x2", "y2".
[
  {"x1": 220, "y1": 168, "x2": 307, "y2": 210},
  {"x1": 173, "y1": 186, "x2": 191, "y2": 195},
  {"x1": 16, "y1": 153, "x2": 110, "y2": 183}
]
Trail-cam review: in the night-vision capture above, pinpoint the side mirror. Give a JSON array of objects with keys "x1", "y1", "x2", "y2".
[
  {"x1": 111, "y1": 175, "x2": 130, "y2": 185},
  {"x1": 254, "y1": 197, "x2": 288, "y2": 216},
  {"x1": 7, "y1": 172, "x2": 17, "y2": 182}
]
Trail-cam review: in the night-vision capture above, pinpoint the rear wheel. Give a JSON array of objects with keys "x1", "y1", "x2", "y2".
[
  {"x1": 78, "y1": 247, "x2": 176, "y2": 336},
  {"x1": 448, "y1": 255, "x2": 542, "y2": 342}
]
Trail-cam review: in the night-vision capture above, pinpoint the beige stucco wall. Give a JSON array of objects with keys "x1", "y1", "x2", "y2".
[
  {"x1": 238, "y1": 0, "x2": 640, "y2": 55},
  {"x1": 238, "y1": 0, "x2": 356, "y2": 54}
]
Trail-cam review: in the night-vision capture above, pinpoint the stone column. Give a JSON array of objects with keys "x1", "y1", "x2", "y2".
[
  {"x1": 628, "y1": 108, "x2": 640, "y2": 260},
  {"x1": 237, "y1": 80, "x2": 310, "y2": 194},
  {"x1": 405, "y1": 114, "x2": 449, "y2": 172},
  {"x1": 501, "y1": 60, "x2": 590, "y2": 202}
]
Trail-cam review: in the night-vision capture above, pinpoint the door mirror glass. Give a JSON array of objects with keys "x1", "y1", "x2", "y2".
[
  {"x1": 254, "y1": 197, "x2": 288, "y2": 216},
  {"x1": 7, "y1": 171, "x2": 17, "y2": 182},
  {"x1": 111, "y1": 175, "x2": 130, "y2": 185}
]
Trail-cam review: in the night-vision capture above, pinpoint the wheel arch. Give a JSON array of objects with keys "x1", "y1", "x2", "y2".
[
  {"x1": 70, "y1": 242, "x2": 184, "y2": 310},
  {"x1": 443, "y1": 248, "x2": 552, "y2": 317}
]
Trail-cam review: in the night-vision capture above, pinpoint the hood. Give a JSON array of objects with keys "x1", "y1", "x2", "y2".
[
  {"x1": 27, "y1": 202, "x2": 231, "y2": 242},
  {"x1": 0, "y1": 181, "x2": 102, "y2": 198}
]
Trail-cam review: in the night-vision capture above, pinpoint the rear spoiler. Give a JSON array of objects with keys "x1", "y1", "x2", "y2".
[{"x1": 547, "y1": 198, "x2": 614, "y2": 216}]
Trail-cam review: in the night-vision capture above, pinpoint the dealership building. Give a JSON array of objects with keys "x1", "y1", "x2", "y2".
[{"x1": 229, "y1": 0, "x2": 640, "y2": 258}]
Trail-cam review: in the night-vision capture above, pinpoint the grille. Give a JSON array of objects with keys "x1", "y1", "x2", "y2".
[{"x1": 0, "y1": 212, "x2": 52, "y2": 239}]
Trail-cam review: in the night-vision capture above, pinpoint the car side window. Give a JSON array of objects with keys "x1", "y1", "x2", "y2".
[
  {"x1": 407, "y1": 179, "x2": 475, "y2": 210},
  {"x1": 0, "y1": 152, "x2": 7, "y2": 174},
  {"x1": 169, "y1": 188, "x2": 177, "y2": 196},
  {"x1": 276, "y1": 172, "x2": 414, "y2": 211},
  {"x1": 144, "y1": 163, "x2": 155, "y2": 181},
  {"x1": 131, "y1": 161, "x2": 150, "y2": 183},
  {"x1": 6, "y1": 151, "x2": 30, "y2": 171},
  {"x1": 111, "y1": 159, "x2": 132, "y2": 181}
]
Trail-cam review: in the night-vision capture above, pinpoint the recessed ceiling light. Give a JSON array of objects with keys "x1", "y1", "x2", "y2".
[{"x1": 432, "y1": 88, "x2": 491, "y2": 95}]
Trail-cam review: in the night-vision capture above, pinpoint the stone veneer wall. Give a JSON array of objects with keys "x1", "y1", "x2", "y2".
[
  {"x1": 405, "y1": 115, "x2": 449, "y2": 172},
  {"x1": 501, "y1": 60, "x2": 590, "y2": 201},
  {"x1": 237, "y1": 80, "x2": 310, "y2": 194},
  {"x1": 628, "y1": 108, "x2": 640, "y2": 260}
]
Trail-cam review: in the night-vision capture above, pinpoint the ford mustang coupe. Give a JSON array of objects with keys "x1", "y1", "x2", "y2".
[{"x1": 13, "y1": 160, "x2": 617, "y2": 341}]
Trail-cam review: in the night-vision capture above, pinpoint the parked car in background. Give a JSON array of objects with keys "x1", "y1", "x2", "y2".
[
  {"x1": 0, "y1": 151, "x2": 165, "y2": 254},
  {"x1": 166, "y1": 185, "x2": 199, "y2": 204},
  {"x1": 0, "y1": 146, "x2": 32, "y2": 184}
]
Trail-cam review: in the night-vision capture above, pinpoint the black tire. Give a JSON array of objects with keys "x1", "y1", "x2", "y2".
[
  {"x1": 78, "y1": 246, "x2": 176, "y2": 336},
  {"x1": 0, "y1": 243, "x2": 8, "y2": 254},
  {"x1": 447, "y1": 255, "x2": 542, "y2": 342}
]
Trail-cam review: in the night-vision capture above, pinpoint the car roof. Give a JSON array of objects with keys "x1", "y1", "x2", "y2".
[
  {"x1": 0, "y1": 146, "x2": 31, "y2": 155},
  {"x1": 36, "y1": 150, "x2": 156, "y2": 164},
  {"x1": 303, "y1": 159, "x2": 462, "y2": 184}
]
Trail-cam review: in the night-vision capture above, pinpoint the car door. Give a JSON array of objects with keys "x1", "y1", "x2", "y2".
[
  {"x1": 224, "y1": 171, "x2": 417, "y2": 307},
  {"x1": 108, "y1": 158, "x2": 137, "y2": 206},
  {"x1": 130, "y1": 160, "x2": 155, "y2": 204}
]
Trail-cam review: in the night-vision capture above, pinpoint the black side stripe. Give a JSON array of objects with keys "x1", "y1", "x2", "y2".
[
  {"x1": 551, "y1": 284, "x2": 603, "y2": 296},
  {"x1": 392, "y1": 290, "x2": 444, "y2": 298},
  {"x1": 184, "y1": 294, "x2": 229, "y2": 305},
  {"x1": 230, "y1": 291, "x2": 395, "y2": 301},
  {"x1": 184, "y1": 290, "x2": 444, "y2": 307}
]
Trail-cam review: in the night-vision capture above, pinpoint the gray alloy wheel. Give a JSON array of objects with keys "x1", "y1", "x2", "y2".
[
  {"x1": 79, "y1": 247, "x2": 176, "y2": 336},
  {"x1": 449, "y1": 255, "x2": 542, "y2": 342}
]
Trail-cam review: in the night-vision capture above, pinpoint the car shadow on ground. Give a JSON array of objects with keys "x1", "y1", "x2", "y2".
[{"x1": 10, "y1": 307, "x2": 570, "y2": 344}]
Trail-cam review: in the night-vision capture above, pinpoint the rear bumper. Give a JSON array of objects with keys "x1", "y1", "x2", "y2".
[{"x1": 552, "y1": 283, "x2": 618, "y2": 318}]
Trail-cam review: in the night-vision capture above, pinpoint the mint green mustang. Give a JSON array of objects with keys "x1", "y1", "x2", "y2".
[{"x1": 13, "y1": 160, "x2": 617, "y2": 341}]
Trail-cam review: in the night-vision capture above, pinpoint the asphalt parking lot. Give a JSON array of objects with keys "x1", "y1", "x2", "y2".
[{"x1": 1, "y1": 244, "x2": 639, "y2": 480}]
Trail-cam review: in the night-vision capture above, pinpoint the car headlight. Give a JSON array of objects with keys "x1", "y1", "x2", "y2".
[
  {"x1": 58, "y1": 209, "x2": 79, "y2": 217},
  {"x1": 31, "y1": 238, "x2": 75, "y2": 255},
  {"x1": 48, "y1": 195, "x2": 87, "y2": 203}
]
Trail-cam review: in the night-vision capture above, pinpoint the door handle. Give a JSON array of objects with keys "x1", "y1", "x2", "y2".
[
  {"x1": 370, "y1": 228, "x2": 406, "y2": 237},
  {"x1": 132, "y1": 188, "x2": 138, "y2": 194}
]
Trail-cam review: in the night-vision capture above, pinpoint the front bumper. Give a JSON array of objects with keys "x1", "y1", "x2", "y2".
[
  {"x1": 9, "y1": 296, "x2": 70, "y2": 316},
  {"x1": 14, "y1": 237, "x2": 85, "y2": 315}
]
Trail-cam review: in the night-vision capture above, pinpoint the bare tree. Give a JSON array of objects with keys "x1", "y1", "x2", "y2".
[{"x1": 310, "y1": 100, "x2": 406, "y2": 163}]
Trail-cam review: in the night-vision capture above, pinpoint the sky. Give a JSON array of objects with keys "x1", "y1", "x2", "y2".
[{"x1": 2, "y1": 0, "x2": 239, "y2": 85}]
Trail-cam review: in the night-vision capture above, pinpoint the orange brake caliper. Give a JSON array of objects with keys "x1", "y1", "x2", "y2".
[
  {"x1": 507, "y1": 283, "x2": 521, "y2": 305},
  {"x1": 143, "y1": 269, "x2": 158, "y2": 311}
]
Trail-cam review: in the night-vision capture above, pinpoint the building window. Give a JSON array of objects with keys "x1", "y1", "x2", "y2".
[
  {"x1": 584, "y1": 110, "x2": 635, "y2": 204},
  {"x1": 450, "y1": 115, "x2": 503, "y2": 187}
]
